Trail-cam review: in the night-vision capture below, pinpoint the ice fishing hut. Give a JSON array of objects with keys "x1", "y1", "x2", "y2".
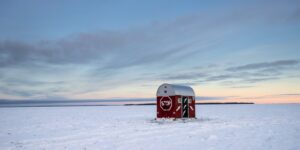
[{"x1": 156, "y1": 83, "x2": 196, "y2": 119}]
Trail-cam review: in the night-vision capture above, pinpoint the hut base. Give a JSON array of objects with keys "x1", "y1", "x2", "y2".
[{"x1": 153, "y1": 117, "x2": 197, "y2": 123}]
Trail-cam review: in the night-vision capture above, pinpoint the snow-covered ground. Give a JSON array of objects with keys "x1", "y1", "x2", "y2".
[{"x1": 0, "y1": 104, "x2": 300, "y2": 150}]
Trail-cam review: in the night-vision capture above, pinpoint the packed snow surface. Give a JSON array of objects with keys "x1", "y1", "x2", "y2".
[{"x1": 0, "y1": 104, "x2": 300, "y2": 150}]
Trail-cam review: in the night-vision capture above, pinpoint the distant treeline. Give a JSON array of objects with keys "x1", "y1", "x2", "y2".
[
  {"x1": 0, "y1": 99, "x2": 254, "y2": 108},
  {"x1": 124, "y1": 102, "x2": 254, "y2": 106},
  {"x1": 196, "y1": 102, "x2": 254, "y2": 105}
]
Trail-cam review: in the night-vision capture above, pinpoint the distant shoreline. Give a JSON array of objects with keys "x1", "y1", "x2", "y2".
[
  {"x1": 125, "y1": 102, "x2": 255, "y2": 106},
  {"x1": 0, "y1": 102, "x2": 255, "y2": 108}
]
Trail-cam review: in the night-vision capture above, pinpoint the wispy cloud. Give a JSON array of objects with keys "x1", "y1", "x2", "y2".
[
  {"x1": 205, "y1": 75, "x2": 233, "y2": 82},
  {"x1": 154, "y1": 59, "x2": 300, "y2": 88},
  {"x1": 229, "y1": 85, "x2": 255, "y2": 89},
  {"x1": 279, "y1": 93, "x2": 300, "y2": 96},
  {"x1": 226, "y1": 60, "x2": 299, "y2": 72},
  {"x1": 160, "y1": 73, "x2": 207, "y2": 80},
  {"x1": 196, "y1": 96, "x2": 230, "y2": 101},
  {"x1": 1, "y1": 3, "x2": 299, "y2": 69}
]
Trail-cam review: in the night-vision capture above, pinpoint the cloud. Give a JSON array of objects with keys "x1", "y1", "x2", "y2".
[
  {"x1": 1, "y1": 2, "x2": 299, "y2": 69},
  {"x1": 205, "y1": 75, "x2": 234, "y2": 82},
  {"x1": 196, "y1": 96, "x2": 230, "y2": 101},
  {"x1": 0, "y1": 31, "x2": 204, "y2": 72},
  {"x1": 279, "y1": 93, "x2": 300, "y2": 96},
  {"x1": 160, "y1": 73, "x2": 207, "y2": 80},
  {"x1": 154, "y1": 59, "x2": 300, "y2": 88},
  {"x1": 1, "y1": 78, "x2": 64, "y2": 87},
  {"x1": 0, "y1": 80, "x2": 66, "y2": 98},
  {"x1": 226, "y1": 60, "x2": 299, "y2": 72},
  {"x1": 229, "y1": 85, "x2": 255, "y2": 89},
  {"x1": 1, "y1": 1, "x2": 300, "y2": 99},
  {"x1": 241, "y1": 77, "x2": 280, "y2": 83},
  {"x1": 237, "y1": 93, "x2": 300, "y2": 101},
  {"x1": 0, "y1": 86, "x2": 37, "y2": 97}
]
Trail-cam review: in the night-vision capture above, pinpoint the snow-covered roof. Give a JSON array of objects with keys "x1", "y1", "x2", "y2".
[{"x1": 156, "y1": 83, "x2": 195, "y2": 97}]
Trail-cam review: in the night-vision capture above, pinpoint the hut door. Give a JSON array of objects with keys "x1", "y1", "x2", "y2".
[{"x1": 182, "y1": 96, "x2": 189, "y2": 118}]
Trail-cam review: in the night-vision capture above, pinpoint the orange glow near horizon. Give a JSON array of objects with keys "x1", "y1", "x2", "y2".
[
  {"x1": 1, "y1": 79, "x2": 299, "y2": 104},
  {"x1": 198, "y1": 95, "x2": 300, "y2": 104}
]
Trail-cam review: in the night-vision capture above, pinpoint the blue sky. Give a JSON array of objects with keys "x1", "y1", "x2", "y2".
[{"x1": 0, "y1": 0, "x2": 300, "y2": 103}]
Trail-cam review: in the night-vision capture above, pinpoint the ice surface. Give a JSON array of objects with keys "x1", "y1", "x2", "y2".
[{"x1": 0, "y1": 104, "x2": 300, "y2": 150}]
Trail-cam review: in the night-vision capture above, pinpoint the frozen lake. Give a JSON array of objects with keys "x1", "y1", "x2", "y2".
[{"x1": 0, "y1": 104, "x2": 300, "y2": 150}]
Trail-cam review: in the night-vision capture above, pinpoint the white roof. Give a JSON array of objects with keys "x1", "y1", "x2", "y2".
[{"x1": 156, "y1": 83, "x2": 195, "y2": 97}]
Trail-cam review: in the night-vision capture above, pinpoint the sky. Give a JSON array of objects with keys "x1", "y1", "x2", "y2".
[{"x1": 0, "y1": 0, "x2": 300, "y2": 104}]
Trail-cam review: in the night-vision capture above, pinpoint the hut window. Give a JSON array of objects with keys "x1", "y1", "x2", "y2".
[
  {"x1": 178, "y1": 98, "x2": 182, "y2": 103},
  {"x1": 188, "y1": 98, "x2": 192, "y2": 103},
  {"x1": 164, "y1": 86, "x2": 167, "y2": 88},
  {"x1": 164, "y1": 90, "x2": 167, "y2": 93}
]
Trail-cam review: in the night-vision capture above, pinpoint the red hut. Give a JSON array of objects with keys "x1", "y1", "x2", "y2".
[{"x1": 156, "y1": 83, "x2": 196, "y2": 119}]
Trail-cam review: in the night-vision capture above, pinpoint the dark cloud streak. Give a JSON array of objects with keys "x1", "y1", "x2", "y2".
[
  {"x1": 156, "y1": 59, "x2": 300, "y2": 88},
  {"x1": 226, "y1": 60, "x2": 299, "y2": 72}
]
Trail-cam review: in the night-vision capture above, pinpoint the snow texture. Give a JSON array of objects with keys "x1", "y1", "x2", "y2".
[{"x1": 0, "y1": 104, "x2": 300, "y2": 150}]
